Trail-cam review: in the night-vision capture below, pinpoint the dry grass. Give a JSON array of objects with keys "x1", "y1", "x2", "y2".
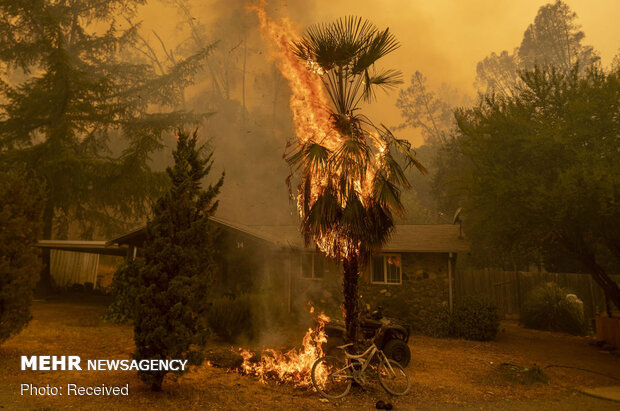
[{"x1": 1, "y1": 299, "x2": 619, "y2": 410}]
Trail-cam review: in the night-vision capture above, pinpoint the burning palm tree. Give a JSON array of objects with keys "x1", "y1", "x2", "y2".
[{"x1": 286, "y1": 16, "x2": 427, "y2": 344}]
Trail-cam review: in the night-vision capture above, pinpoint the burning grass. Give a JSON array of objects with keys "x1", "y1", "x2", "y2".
[{"x1": 234, "y1": 308, "x2": 330, "y2": 388}]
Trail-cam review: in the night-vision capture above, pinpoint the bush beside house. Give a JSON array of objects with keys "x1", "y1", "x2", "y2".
[
  {"x1": 521, "y1": 282, "x2": 588, "y2": 335},
  {"x1": 420, "y1": 296, "x2": 499, "y2": 341},
  {"x1": 451, "y1": 296, "x2": 500, "y2": 340}
]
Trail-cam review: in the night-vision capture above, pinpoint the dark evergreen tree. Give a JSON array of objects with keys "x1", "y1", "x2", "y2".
[
  {"x1": 0, "y1": 0, "x2": 214, "y2": 289},
  {"x1": 0, "y1": 169, "x2": 44, "y2": 343},
  {"x1": 133, "y1": 130, "x2": 223, "y2": 391},
  {"x1": 103, "y1": 259, "x2": 143, "y2": 324}
]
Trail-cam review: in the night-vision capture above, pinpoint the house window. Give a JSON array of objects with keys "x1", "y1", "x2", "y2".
[
  {"x1": 371, "y1": 254, "x2": 402, "y2": 284},
  {"x1": 301, "y1": 253, "x2": 328, "y2": 279}
]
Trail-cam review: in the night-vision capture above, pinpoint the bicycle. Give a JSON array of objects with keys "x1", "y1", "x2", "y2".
[{"x1": 310, "y1": 341, "x2": 410, "y2": 399}]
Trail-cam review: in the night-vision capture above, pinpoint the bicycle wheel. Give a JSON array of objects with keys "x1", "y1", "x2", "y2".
[
  {"x1": 311, "y1": 356, "x2": 352, "y2": 399},
  {"x1": 377, "y1": 358, "x2": 410, "y2": 395}
]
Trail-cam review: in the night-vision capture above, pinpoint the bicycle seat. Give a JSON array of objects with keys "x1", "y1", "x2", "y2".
[{"x1": 337, "y1": 343, "x2": 353, "y2": 349}]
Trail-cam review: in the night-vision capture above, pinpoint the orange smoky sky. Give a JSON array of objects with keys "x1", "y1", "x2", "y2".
[{"x1": 140, "y1": 0, "x2": 620, "y2": 146}]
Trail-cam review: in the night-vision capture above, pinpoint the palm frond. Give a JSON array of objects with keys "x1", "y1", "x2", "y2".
[
  {"x1": 341, "y1": 193, "x2": 367, "y2": 231},
  {"x1": 378, "y1": 125, "x2": 428, "y2": 174},
  {"x1": 362, "y1": 68, "x2": 403, "y2": 102},
  {"x1": 374, "y1": 173, "x2": 405, "y2": 215},
  {"x1": 351, "y1": 27, "x2": 400, "y2": 74},
  {"x1": 287, "y1": 141, "x2": 331, "y2": 174},
  {"x1": 379, "y1": 150, "x2": 411, "y2": 188},
  {"x1": 292, "y1": 16, "x2": 400, "y2": 115},
  {"x1": 332, "y1": 136, "x2": 371, "y2": 179},
  {"x1": 303, "y1": 189, "x2": 340, "y2": 235}
]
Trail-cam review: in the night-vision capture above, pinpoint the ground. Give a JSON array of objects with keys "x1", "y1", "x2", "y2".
[{"x1": 1, "y1": 299, "x2": 619, "y2": 410}]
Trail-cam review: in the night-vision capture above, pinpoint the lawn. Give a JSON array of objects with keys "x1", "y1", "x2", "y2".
[{"x1": 1, "y1": 299, "x2": 619, "y2": 410}]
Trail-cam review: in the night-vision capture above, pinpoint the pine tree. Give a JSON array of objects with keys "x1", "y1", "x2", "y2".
[
  {"x1": 0, "y1": 0, "x2": 213, "y2": 289},
  {"x1": 0, "y1": 169, "x2": 44, "y2": 344},
  {"x1": 133, "y1": 130, "x2": 223, "y2": 391}
]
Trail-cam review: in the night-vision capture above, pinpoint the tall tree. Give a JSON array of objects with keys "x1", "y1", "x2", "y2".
[
  {"x1": 289, "y1": 16, "x2": 427, "y2": 343},
  {"x1": 452, "y1": 64, "x2": 620, "y2": 309},
  {"x1": 475, "y1": 1, "x2": 598, "y2": 95},
  {"x1": 518, "y1": 0, "x2": 598, "y2": 72},
  {"x1": 0, "y1": 0, "x2": 212, "y2": 289},
  {"x1": 134, "y1": 130, "x2": 223, "y2": 391},
  {"x1": 396, "y1": 71, "x2": 453, "y2": 145},
  {"x1": 0, "y1": 170, "x2": 43, "y2": 343},
  {"x1": 611, "y1": 49, "x2": 620, "y2": 72},
  {"x1": 474, "y1": 49, "x2": 520, "y2": 98}
]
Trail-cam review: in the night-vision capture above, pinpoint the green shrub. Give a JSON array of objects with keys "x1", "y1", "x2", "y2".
[
  {"x1": 422, "y1": 303, "x2": 452, "y2": 338},
  {"x1": 206, "y1": 294, "x2": 264, "y2": 343},
  {"x1": 451, "y1": 295, "x2": 500, "y2": 341},
  {"x1": 520, "y1": 282, "x2": 587, "y2": 335},
  {"x1": 375, "y1": 297, "x2": 415, "y2": 327},
  {"x1": 104, "y1": 259, "x2": 143, "y2": 324},
  {"x1": 418, "y1": 297, "x2": 499, "y2": 341},
  {"x1": 0, "y1": 170, "x2": 43, "y2": 344}
]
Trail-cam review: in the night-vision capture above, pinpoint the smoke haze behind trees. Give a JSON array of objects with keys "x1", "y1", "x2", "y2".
[
  {"x1": 139, "y1": 0, "x2": 620, "y2": 134},
  {"x1": 130, "y1": 0, "x2": 619, "y2": 227}
]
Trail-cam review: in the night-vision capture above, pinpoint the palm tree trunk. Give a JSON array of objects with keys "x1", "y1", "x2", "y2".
[{"x1": 342, "y1": 254, "x2": 360, "y2": 344}]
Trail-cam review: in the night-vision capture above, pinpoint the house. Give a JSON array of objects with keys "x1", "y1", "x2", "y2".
[{"x1": 37, "y1": 216, "x2": 469, "y2": 329}]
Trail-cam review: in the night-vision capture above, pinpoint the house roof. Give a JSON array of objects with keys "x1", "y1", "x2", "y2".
[
  {"x1": 106, "y1": 227, "x2": 146, "y2": 246},
  {"x1": 36, "y1": 240, "x2": 128, "y2": 256},
  {"x1": 105, "y1": 216, "x2": 282, "y2": 247},
  {"x1": 93, "y1": 218, "x2": 471, "y2": 254},
  {"x1": 382, "y1": 224, "x2": 470, "y2": 253},
  {"x1": 250, "y1": 224, "x2": 470, "y2": 253}
]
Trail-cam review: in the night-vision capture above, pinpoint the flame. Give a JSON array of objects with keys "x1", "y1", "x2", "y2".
[
  {"x1": 250, "y1": 1, "x2": 336, "y2": 148},
  {"x1": 236, "y1": 309, "x2": 331, "y2": 388},
  {"x1": 250, "y1": 1, "x2": 386, "y2": 259}
]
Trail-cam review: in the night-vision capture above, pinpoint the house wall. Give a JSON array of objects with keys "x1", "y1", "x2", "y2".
[
  {"x1": 212, "y1": 227, "x2": 454, "y2": 332},
  {"x1": 50, "y1": 250, "x2": 99, "y2": 287},
  {"x1": 285, "y1": 251, "x2": 453, "y2": 331},
  {"x1": 359, "y1": 252, "x2": 451, "y2": 331},
  {"x1": 289, "y1": 252, "x2": 343, "y2": 319},
  {"x1": 214, "y1": 230, "x2": 273, "y2": 296}
]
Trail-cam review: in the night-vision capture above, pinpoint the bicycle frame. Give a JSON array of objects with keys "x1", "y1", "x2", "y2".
[
  {"x1": 332, "y1": 343, "x2": 399, "y2": 381},
  {"x1": 312, "y1": 342, "x2": 410, "y2": 399}
]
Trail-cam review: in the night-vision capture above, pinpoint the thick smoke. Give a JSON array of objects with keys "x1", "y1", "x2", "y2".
[{"x1": 135, "y1": 0, "x2": 619, "y2": 226}]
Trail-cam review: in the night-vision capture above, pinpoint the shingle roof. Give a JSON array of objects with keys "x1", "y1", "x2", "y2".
[
  {"x1": 250, "y1": 224, "x2": 470, "y2": 253},
  {"x1": 106, "y1": 217, "x2": 283, "y2": 247},
  {"x1": 106, "y1": 217, "x2": 470, "y2": 254},
  {"x1": 381, "y1": 224, "x2": 470, "y2": 253}
]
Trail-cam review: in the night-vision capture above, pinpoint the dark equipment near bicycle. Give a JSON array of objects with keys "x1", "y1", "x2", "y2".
[{"x1": 324, "y1": 306, "x2": 411, "y2": 367}]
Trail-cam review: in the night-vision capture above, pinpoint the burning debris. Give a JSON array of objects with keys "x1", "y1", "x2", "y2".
[{"x1": 234, "y1": 308, "x2": 330, "y2": 388}]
